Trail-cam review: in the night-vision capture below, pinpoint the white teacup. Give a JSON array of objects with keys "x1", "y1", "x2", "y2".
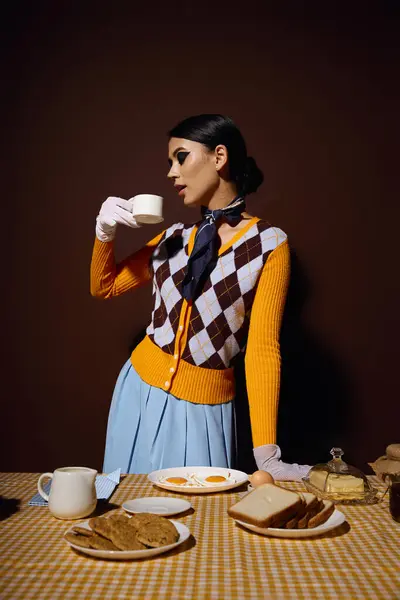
[
  {"x1": 130, "y1": 194, "x2": 164, "y2": 224},
  {"x1": 37, "y1": 466, "x2": 97, "y2": 520}
]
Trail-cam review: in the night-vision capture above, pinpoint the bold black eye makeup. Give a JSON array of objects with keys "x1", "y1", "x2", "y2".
[
  {"x1": 168, "y1": 148, "x2": 190, "y2": 168},
  {"x1": 177, "y1": 151, "x2": 189, "y2": 165}
]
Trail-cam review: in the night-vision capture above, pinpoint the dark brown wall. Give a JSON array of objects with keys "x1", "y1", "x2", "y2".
[{"x1": 2, "y1": 4, "x2": 399, "y2": 473}]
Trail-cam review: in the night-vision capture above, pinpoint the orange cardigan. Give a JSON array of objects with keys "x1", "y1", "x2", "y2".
[{"x1": 90, "y1": 221, "x2": 289, "y2": 447}]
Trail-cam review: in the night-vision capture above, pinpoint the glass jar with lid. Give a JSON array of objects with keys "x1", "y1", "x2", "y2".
[{"x1": 303, "y1": 447, "x2": 378, "y2": 504}]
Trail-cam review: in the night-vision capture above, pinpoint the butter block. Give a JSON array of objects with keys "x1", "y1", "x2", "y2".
[{"x1": 309, "y1": 470, "x2": 364, "y2": 494}]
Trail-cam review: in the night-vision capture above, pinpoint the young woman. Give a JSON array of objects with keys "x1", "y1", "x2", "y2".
[{"x1": 91, "y1": 114, "x2": 311, "y2": 480}]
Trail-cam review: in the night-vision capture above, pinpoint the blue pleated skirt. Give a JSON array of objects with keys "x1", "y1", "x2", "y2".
[{"x1": 103, "y1": 360, "x2": 236, "y2": 474}]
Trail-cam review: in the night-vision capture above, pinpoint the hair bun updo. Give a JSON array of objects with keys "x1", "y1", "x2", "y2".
[{"x1": 241, "y1": 156, "x2": 264, "y2": 196}]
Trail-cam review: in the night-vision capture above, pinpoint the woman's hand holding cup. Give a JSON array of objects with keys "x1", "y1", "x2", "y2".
[
  {"x1": 96, "y1": 194, "x2": 164, "y2": 241},
  {"x1": 96, "y1": 196, "x2": 141, "y2": 242}
]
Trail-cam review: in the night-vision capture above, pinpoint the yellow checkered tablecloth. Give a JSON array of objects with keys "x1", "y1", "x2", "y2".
[{"x1": 0, "y1": 473, "x2": 399, "y2": 599}]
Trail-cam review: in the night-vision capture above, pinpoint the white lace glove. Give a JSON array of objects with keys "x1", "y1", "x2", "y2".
[
  {"x1": 253, "y1": 444, "x2": 312, "y2": 482},
  {"x1": 95, "y1": 196, "x2": 140, "y2": 242}
]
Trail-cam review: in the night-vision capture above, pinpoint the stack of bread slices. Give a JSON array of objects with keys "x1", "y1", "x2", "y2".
[{"x1": 228, "y1": 483, "x2": 334, "y2": 529}]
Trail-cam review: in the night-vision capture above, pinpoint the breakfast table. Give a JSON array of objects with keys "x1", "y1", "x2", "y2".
[{"x1": 1, "y1": 473, "x2": 399, "y2": 599}]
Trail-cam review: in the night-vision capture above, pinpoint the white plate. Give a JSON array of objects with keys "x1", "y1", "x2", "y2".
[
  {"x1": 148, "y1": 466, "x2": 248, "y2": 494},
  {"x1": 122, "y1": 497, "x2": 192, "y2": 516},
  {"x1": 234, "y1": 508, "x2": 346, "y2": 538},
  {"x1": 64, "y1": 518, "x2": 190, "y2": 560}
]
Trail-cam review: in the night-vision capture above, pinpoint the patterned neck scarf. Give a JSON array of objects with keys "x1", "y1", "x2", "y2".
[{"x1": 182, "y1": 195, "x2": 246, "y2": 302}]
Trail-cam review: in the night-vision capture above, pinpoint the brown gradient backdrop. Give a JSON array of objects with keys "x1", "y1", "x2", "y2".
[{"x1": 2, "y1": 4, "x2": 399, "y2": 473}]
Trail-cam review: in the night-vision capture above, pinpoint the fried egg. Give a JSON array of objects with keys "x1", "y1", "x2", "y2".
[
  {"x1": 158, "y1": 475, "x2": 196, "y2": 487},
  {"x1": 191, "y1": 473, "x2": 236, "y2": 487},
  {"x1": 157, "y1": 472, "x2": 237, "y2": 488}
]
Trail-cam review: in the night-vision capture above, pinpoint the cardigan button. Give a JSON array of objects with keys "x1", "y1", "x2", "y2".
[{"x1": 165, "y1": 381, "x2": 170, "y2": 388}]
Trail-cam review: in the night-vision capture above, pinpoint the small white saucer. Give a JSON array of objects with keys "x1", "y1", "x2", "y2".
[{"x1": 122, "y1": 497, "x2": 192, "y2": 517}]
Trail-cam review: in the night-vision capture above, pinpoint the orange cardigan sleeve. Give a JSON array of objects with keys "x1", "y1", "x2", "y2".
[
  {"x1": 244, "y1": 238, "x2": 290, "y2": 448},
  {"x1": 90, "y1": 230, "x2": 165, "y2": 298}
]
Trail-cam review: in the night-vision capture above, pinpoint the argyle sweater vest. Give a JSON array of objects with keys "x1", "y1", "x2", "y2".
[{"x1": 147, "y1": 220, "x2": 286, "y2": 369}]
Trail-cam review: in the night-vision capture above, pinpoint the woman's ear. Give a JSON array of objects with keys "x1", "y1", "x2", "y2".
[{"x1": 214, "y1": 144, "x2": 229, "y2": 172}]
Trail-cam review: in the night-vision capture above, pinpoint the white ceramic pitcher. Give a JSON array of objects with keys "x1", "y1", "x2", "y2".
[{"x1": 37, "y1": 466, "x2": 97, "y2": 520}]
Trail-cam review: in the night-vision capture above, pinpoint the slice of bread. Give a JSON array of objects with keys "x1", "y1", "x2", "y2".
[
  {"x1": 285, "y1": 492, "x2": 319, "y2": 529},
  {"x1": 281, "y1": 492, "x2": 305, "y2": 529},
  {"x1": 228, "y1": 483, "x2": 303, "y2": 528},
  {"x1": 303, "y1": 492, "x2": 319, "y2": 512},
  {"x1": 297, "y1": 500, "x2": 323, "y2": 529},
  {"x1": 307, "y1": 500, "x2": 335, "y2": 528}
]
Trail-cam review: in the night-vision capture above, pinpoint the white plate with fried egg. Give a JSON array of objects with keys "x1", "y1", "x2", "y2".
[{"x1": 148, "y1": 466, "x2": 248, "y2": 494}]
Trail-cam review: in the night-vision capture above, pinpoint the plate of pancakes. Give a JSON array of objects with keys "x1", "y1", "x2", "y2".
[
  {"x1": 64, "y1": 511, "x2": 190, "y2": 560},
  {"x1": 148, "y1": 466, "x2": 248, "y2": 494}
]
